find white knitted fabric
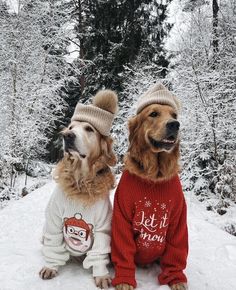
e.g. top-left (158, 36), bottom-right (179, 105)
top-left (41, 185), bottom-right (112, 277)
top-left (136, 83), bottom-right (181, 114)
top-left (71, 103), bottom-right (114, 136)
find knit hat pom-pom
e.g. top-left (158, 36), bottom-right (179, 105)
top-left (93, 89), bottom-right (118, 114)
top-left (74, 213), bottom-right (82, 220)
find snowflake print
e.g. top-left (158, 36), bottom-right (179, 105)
top-left (145, 200), bottom-right (152, 207)
top-left (160, 203), bottom-right (166, 210)
top-left (143, 242), bottom-right (150, 248)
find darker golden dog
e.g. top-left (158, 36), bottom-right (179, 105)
top-left (125, 103), bottom-right (180, 182)
top-left (111, 84), bottom-right (188, 290)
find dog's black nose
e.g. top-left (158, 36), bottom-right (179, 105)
top-left (63, 132), bottom-right (76, 152)
top-left (166, 120), bottom-right (180, 132)
top-left (63, 132), bottom-right (76, 143)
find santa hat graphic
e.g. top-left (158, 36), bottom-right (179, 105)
top-left (64, 213), bottom-right (92, 240)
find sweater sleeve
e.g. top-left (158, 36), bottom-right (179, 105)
top-left (111, 183), bottom-right (137, 288)
top-left (83, 197), bottom-right (112, 277)
top-left (42, 187), bottom-right (70, 270)
top-left (158, 189), bottom-right (188, 286)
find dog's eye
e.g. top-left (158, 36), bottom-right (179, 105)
top-left (149, 112), bottom-right (159, 118)
top-left (68, 125), bottom-right (73, 130)
top-left (85, 126), bottom-right (94, 132)
top-left (172, 113), bottom-right (177, 119)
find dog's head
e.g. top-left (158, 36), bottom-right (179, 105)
top-left (61, 89), bottom-right (118, 170)
top-left (61, 121), bottom-right (116, 168)
top-left (55, 121), bottom-right (116, 204)
top-left (125, 98), bottom-right (181, 182)
top-left (54, 90), bottom-right (118, 204)
top-left (128, 103), bottom-right (180, 154)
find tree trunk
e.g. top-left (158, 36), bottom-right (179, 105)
top-left (78, 0), bottom-right (85, 95)
top-left (10, 55), bottom-right (17, 158)
top-left (191, 61), bottom-right (218, 162)
top-left (212, 0), bottom-right (219, 67)
top-left (24, 158), bottom-right (29, 186)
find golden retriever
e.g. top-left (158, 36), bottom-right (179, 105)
top-left (125, 104), bottom-right (180, 182)
top-left (54, 122), bottom-right (116, 205)
top-left (112, 101), bottom-right (188, 290)
top-left (39, 90), bottom-right (118, 289)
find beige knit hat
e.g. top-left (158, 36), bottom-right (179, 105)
top-left (71, 90), bottom-right (118, 136)
top-left (136, 83), bottom-right (181, 114)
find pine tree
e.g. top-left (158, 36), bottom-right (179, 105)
top-left (69, 0), bottom-right (172, 96)
top-left (165, 0), bottom-right (236, 223)
top-left (0, 0), bottom-right (72, 186)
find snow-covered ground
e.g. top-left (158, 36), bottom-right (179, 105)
top-left (0, 161), bottom-right (52, 209)
top-left (0, 179), bottom-right (236, 290)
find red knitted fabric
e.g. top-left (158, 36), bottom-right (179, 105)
top-left (111, 170), bottom-right (188, 288)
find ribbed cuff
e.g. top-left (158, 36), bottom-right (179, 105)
top-left (44, 263), bottom-right (59, 271)
top-left (158, 271), bottom-right (187, 286)
top-left (169, 278), bottom-right (187, 287)
top-left (92, 264), bottom-right (109, 277)
top-left (112, 268), bottom-right (136, 288)
top-left (112, 276), bottom-right (137, 288)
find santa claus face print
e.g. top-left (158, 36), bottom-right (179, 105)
top-left (63, 213), bottom-right (94, 253)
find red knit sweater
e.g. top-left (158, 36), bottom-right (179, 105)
top-left (111, 170), bottom-right (188, 288)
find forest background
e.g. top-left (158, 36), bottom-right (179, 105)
top-left (0, 0), bottom-right (235, 235)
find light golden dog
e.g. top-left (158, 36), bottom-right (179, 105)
top-left (39, 90), bottom-right (118, 289)
top-left (55, 121), bottom-right (116, 205)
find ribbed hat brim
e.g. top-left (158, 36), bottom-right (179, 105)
top-left (71, 104), bottom-right (114, 136)
top-left (136, 85), bottom-right (181, 114)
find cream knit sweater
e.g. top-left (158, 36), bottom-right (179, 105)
top-left (42, 185), bottom-right (112, 277)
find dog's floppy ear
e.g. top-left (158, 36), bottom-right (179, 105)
top-left (101, 136), bottom-right (117, 167)
top-left (128, 115), bottom-right (141, 147)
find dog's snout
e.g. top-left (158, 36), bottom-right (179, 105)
top-left (63, 131), bottom-right (76, 142)
top-left (166, 120), bottom-right (180, 132)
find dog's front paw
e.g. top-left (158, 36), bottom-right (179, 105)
top-left (39, 266), bottom-right (57, 280)
top-left (115, 284), bottom-right (134, 290)
top-left (170, 283), bottom-right (188, 290)
top-left (94, 275), bottom-right (111, 289)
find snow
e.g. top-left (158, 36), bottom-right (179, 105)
top-left (0, 180), bottom-right (236, 290)
top-left (0, 173), bottom-right (50, 209)
top-left (5, 0), bottom-right (19, 14)
top-left (64, 40), bottom-right (80, 64)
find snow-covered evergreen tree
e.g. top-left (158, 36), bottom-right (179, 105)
top-left (0, 0), bottom-right (74, 194)
top-left (112, 61), bottom-right (165, 170)
top-left (165, 0), bottom-right (236, 227)
top-left (68, 0), bottom-right (172, 96)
